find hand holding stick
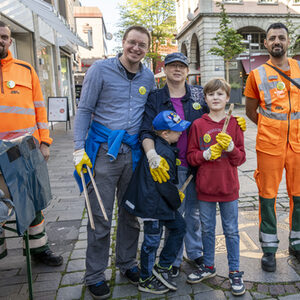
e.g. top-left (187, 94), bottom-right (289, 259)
top-left (179, 174), bottom-right (193, 193)
top-left (222, 103), bottom-right (234, 133)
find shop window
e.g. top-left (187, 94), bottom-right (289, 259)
top-left (293, 0), bottom-right (300, 4)
top-left (223, 0), bottom-right (242, 3)
top-left (258, 0), bottom-right (277, 4)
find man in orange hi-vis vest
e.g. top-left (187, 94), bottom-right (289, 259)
top-left (0, 21), bottom-right (62, 266)
top-left (245, 22), bottom-right (300, 273)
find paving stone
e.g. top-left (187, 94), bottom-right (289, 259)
top-left (279, 295), bottom-right (300, 300)
top-left (0, 284), bottom-right (22, 297)
top-left (192, 282), bottom-right (214, 294)
top-left (56, 285), bottom-right (83, 300)
top-left (250, 291), bottom-right (274, 299)
top-left (112, 284), bottom-right (138, 298)
top-left (257, 284), bottom-right (269, 294)
top-left (194, 289), bottom-right (227, 300)
top-left (139, 291), bottom-right (166, 299)
top-left (284, 284), bottom-right (298, 294)
top-left (169, 295), bottom-right (192, 300)
top-left (168, 272), bottom-right (192, 297)
top-left (32, 290), bottom-right (57, 300)
top-left (61, 271), bottom-right (85, 286)
top-left (244, 281), bottom-right (254, 290)
top-left (74, 240), bottom-right (87, 249)
top-left (220, 278), bottom-right (230, 289)
top-left (19, 278), bottom-right (60, 294)
top-left (71, 248), bottom-right (86, 259)
top-left (78, 232), bottom-right (87, 240)
top-left (115, 270), bottom-right (129, 284)
top-left (67, 258), bottom-right (86, 272)
top-left (225, 290), bottom-right (252, 299)
top-left (269, 284), bottom-right (285, 296)
top-left (0, 275), bottom-right (28, 287)
top-left (295, 282), bottom-right (300, 290)
top-left (79, 226), bottom-right (87, 233)
top-left (104, 268), bottom-right (112, 281)
top-left (36, 272), bottom-right (61, 282)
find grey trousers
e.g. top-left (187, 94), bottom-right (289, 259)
top-left (85, 146), bottom-right (140, 285)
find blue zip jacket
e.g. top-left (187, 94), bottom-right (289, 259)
top-left (74, 121), bottom-right (141, 193)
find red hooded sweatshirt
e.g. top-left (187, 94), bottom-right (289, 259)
top-left (187, 114), bottom-right (246, 202)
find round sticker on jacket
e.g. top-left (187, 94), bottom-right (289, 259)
top-left (139, 86), bottom-right (146, 95)
top-left (7, 80), bottom-right (16, 89)
top-left (277, 81), bottom-right (285, 91)
top-left (192, 102), bottom-right (201, 110)
top-left (176, 158), bottom-right (181, 166)
top-left (203, 133), bottom-right (211, 144)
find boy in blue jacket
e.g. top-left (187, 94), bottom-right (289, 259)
top-left (122, 110), bottom-right (190, 294)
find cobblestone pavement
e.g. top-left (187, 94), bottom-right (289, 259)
top-left (1, 107), bottom-right (300, 300)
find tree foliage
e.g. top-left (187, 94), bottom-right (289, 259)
top-left (208, 2), bottom-right (245, 81)
top-left (118, 0), bottom-right (176, 72)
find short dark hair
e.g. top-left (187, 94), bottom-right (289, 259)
top-left (123, 25), bottom-right (151, 48)
top-left (266, 23), bottom-right (289, 35)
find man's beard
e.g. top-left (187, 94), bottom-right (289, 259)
top-left (0, 47), bottom-right (7, 59)
top-left (269, 46), bottom-right (286, 58)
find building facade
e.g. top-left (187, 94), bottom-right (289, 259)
top-left (176, 0), bottom-right (300, 86)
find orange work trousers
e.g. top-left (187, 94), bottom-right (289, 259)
top-left (254, 144), bottom-right (300, 253)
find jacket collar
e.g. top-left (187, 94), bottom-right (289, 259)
top-left (0, 50), bottom-right (13, 66)
top-left (162, 82), bottom-right (191, 104)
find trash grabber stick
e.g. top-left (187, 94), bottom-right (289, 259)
top-left (87, 166), bottom-right (108, 221)
top-left (222, 103), bottom-right (234, 133)
top-left (179, 174), bottom-right (193, 193)
top-left (81, 170), bottom-right (95, 230)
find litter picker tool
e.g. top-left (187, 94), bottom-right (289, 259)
top-left (179, 174), bottom-right (193, 193)
top-left (87, 166), bottom-right (108, 221)
top-left (80, 170), bottom-right (95, 230)
top-left (222, 103), bottom-right (234, 133)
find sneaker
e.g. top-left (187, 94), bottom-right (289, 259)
top-left (138, 276), bottom-right (169, 294)
top-left (32, 249), bottom-right (63, 266)
top-left (153, 264), bottom-right (177, 291)
top-left (187, 265), bottom-right (216, 284)
top-left (229, 271), bottom-right (245, 296)
top-left (194, 256), bottom-right (204, 267)
top-left (124, 266), bottom-right (140, 285)
top-left (171, 266), bottom-right (180, 278)
top-left (87, 281), bottom-right (110, 300)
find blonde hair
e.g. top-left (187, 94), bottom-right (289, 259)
top-left (203, 78), bottom-right (231, 97)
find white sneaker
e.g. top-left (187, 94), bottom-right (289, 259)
top-left (229, 271), bottom-right (245, 296)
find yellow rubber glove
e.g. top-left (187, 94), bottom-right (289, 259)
top-left (235, 116), bottom-right (246, 131)
top-left (178, 190), bottom-right (185, 202)
top-left (216, 132), bottom-right (232, 150)
top-left (146, 149), bottom-right (170, 183)
top-left (73, 149), bottom-right (92, 176)
top-left (150, 157), bottom-right (170, 184)
top-left (210, 143), bottom-right (223, 160)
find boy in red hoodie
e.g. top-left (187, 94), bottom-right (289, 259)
top-left (186, 78), bottom-right (246, 296)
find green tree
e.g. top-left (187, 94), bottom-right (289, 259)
top-left (285, 1), bottom-right (300, 57)
top-left (208, 2), bottom-right (245, 81)
top-left (118, 0), bottom-right (176, 72)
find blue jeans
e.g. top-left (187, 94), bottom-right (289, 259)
top-left (172, 166), bottom-right (202, 267)
top-left (199, 200), bottom-right (240, 272)
top-left (140, 211), bottom-right (186, 280)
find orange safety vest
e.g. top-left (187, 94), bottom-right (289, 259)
top-left (0, 50), bottom-right (52, 145)
top-left (253, 58), bottom-right (300, 155)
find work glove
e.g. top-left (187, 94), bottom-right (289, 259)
top-left (73, 149), bottom-right (92, 176)
top-left (216, 132), bottom-right (234, 152)
top-left (235, 116), bottom-right (246, 131)
top-left (178, 190), bottom-right (185, 202)
top-left (203, 143), bottom-right (223, 161)
top-left (146, 149), bottom-right (170, 184)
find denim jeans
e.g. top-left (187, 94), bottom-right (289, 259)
top-left (140, 211), bottom-right (186, 280)
top-left (171, 166), bottom-right (202, 267)
top-left (199, 200), bottom-right (240, 272)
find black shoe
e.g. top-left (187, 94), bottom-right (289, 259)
top-left (153, 264), bottom-right (177, 291)
top-left (32, 249), bottom-right (63, 266)
top-left (124, 266), bottom-right (140, 285)
top-left (87, 281), bottom-right (110, 300)
top-left (261, 253), bottom-right (276, 272)
top-left (289, 246), bottom-right (300, 262)
top-left (171, 266), bottom-right (180, 278)
top-left (194, 256), bottom-right (204, 267)
top-left (138, 276), bottom-right (169, 294)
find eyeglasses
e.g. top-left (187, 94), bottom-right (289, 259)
top-left (167, 63), bottom-right (187, 70)
top-left (126, 39), bottom-right (148, 51)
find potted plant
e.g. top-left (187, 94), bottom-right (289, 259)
top-left (230, 82), bottom-right (242, 104)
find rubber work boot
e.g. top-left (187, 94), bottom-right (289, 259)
top-left (32, 249), bottom-right (63, 266)
top-left (261, 252), bottom-right (276, 272)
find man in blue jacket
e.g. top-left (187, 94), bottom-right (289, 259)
top-left (73, 25), bottom-right (155, 299)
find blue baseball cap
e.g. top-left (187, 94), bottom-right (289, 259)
top-left (164, 52), bottom-right (189, 67)
top-left (152, 110), bottom-right (191, 132)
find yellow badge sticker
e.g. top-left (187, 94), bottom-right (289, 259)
top-left (277, 81), bottom-right (285, 91)
top-left (139, 86), bottom-right (146, 95)
top-left (7, 80), bottom-right (16, 89)
top-left (176, 158), bottom-right (181, 166)
top-left (192, 102), bottom-right (201, 110)
top-left (203, 134), bottom-right (211, 144)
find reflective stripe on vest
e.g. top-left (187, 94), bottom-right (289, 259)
top-left (28, 219), bottom-right (45, 236)
top-left (0, 127), bottom-right (37, 139)
top-left (37, 122), bottom-right (49, 130)
top-left (290, 230), bottom-right (300, 239)
top-left (24, 235), bottom-right (48, 249)
top-left (0, 105), bottom-right (35, 115)
top-left (258, 106), bottom-right (287, 120)
top-left (261, 242), bottom-right (279, 248)
top-left (291, 240), bottom-right (300, 246)
top-left (33, 101), bottom-right (45, 108)
top-left (260, 232), bottom-right (278, 243)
